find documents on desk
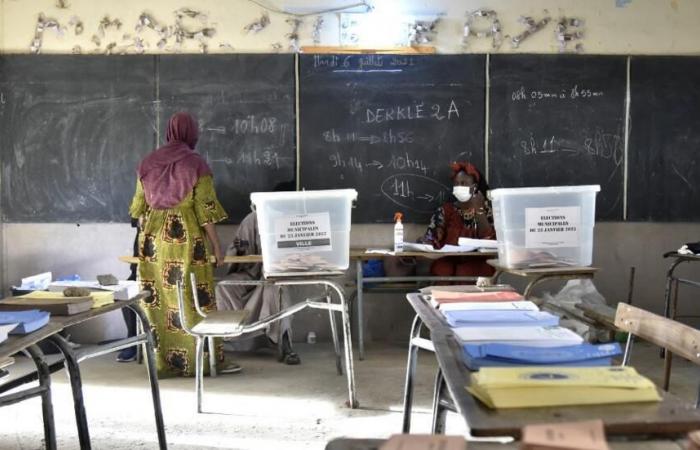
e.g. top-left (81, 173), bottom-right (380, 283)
top-left (438, 300), bottom-right (539, 312)
top-left (429, 290), bottom-right (524, 306)
top-left (467, 366), bottom-right (660, 409)
top-left (48, 280), bottom-right (139, 300)
top-left (454, 325), bottom-right (584, 347)
top-left (0, 310), bottom-right (50, 335)
top-left (462, 342), bottom-right (622, 370)
top-left (521, 419), bottom-right (610, 450)
top-left (443, 310), bottom-right (560, 328)
top-left (380, 434), bottom-right (466, 450)
top-left (0, 324), bottom-right (16, 343)
top-left (2, 291), bottom-right (94, 315)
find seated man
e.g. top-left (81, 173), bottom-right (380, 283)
top-left (215, 182), bottom-right (300, 365)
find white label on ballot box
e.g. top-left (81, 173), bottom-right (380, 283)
top-left (275, 213), bottom-right (332, 251)
top-left (525, 206), bottom-right (581, 248)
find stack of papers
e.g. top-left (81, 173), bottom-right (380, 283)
top-left (467, 366), bottom-right (661, 409)
top-left (402, 242), bottom-right (485, 253)
top-left (430, 290), bottom-right (524, 307)
top-left (1, 291), bottom-right (94, 315)
top-left (462, 342), bottom-right (622, 370)
top-left (0, 310), bottom-right (51, 335)
top-left (444, 310), bottom-right (559, 328)
top-left (454, 325), bottom-right (584, 347)
top-left (457, 238), bottom-right (500, 250)
top-left (439, 300), bottom-right (539, 312)
top-left (48, 280), bottom-right (138, 301)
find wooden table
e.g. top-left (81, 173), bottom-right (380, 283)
top-left (487, 259), bottom-right (599, 301)
top-left (325, 438), bottom-right (686, 450)
top-left (403, 292), bottom-right (700, 439)
top-left (47, 294), bottom-right (167, 450)
top-left (0, 322), bottom-right (64, 450)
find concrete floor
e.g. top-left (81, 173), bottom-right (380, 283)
top-left (0, 341), bottom-right (697, 450)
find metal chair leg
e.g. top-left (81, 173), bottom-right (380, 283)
top-left (330, 281), bottom-right (358, 408)
top-left (325, 286), bottom-right (343, 375)
top-left (431, 369), bottom-right (447, 434)
top-left (207, 336), bottom-right (217, 378)
top-left (195, 336), bottom-right (204, 414)
top-left (402, 315), bottom-right (423, 433)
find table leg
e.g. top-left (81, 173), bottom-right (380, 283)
top-left (431, 369), bottom-right (447, 434)
top-left (325, 286), bottom-right (343, 376)
top-left (48, 334), bottom-right (91, 450)
top-left (356, 259), bottom-right (365, 361)
top-left (661, 259), bottom-right (683, 359)
top-left (26, 345), bottom-right (57, 450)
top-left (523, 275), bottom-right (546, 300)
top-left (129, 304), bottom-right (168, 450)
top-left (401, 315), bottom-right (423, 433)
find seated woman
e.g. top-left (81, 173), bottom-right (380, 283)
top-left (215, 181), bottom-right (300, 365)
top-left (422, 161), bottom-right (496, 278)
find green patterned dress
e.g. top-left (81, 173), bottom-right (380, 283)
top-left (129, 175), bottom-right (227, 378)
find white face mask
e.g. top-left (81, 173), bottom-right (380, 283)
top-left (453, 186), bottom-right (472, 202)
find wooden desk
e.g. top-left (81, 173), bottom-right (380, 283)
top-left (46, 294), bottom-right (167, 450)
top-left (0, 322), bottom-right (64, 450)
top-left (487, 259), bottom-right (599, 301)
top-left (404, 292), bottom-right (700, 438)
top-left (325, 438), bottom-right (686, 450)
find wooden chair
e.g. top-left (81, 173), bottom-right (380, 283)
top-left (614, 303), bottom-right (700, 407)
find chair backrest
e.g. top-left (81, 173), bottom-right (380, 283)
top-left (614, 303), bottom-right (700, 366)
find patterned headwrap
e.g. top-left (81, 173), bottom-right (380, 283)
top-left (449, 161), bottom-right (481, 182)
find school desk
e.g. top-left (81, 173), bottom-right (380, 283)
top-left (402, 292), bottom-right (700, 439)
top-left (0, 322), bottom-right (63, 450)
top-left (47, 293), bottom-right (167, 450)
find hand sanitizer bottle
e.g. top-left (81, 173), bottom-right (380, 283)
top-left (394, 212), bottom-right (404, 253)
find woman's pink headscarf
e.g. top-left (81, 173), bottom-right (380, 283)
top-left (137, 112), bottom-right (212, 209)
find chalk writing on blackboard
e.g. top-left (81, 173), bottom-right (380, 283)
top-left (312, 54), bottom-right (417, 70)
top-left (511, 85), bottom-right (604, 102)
top-left (328, 151), bottom-right (429, 175)
top-left (518, 128), bottom-right (623, 167)
top-left (380, 173), bottom-right (450, 213)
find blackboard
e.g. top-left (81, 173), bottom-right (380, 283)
top-left (488, 55), bottom-right (627, 220)
top-left (158, 55), bottom-right (296, 223)
top-left (298, 54), bottom-right (486, 223)
top-left (0, 55), bottom-right (156, 222)
top-left (628, 57), bottom-right (700, 221)
top-left (0, 54), bottom-right (295, 223)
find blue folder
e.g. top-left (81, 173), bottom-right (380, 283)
top-left (462, 342), bottom-right (623, 370)
top-left (443, 309), bottom-right (559, 328)
top-left (0, 310), bottom-right (50, 335)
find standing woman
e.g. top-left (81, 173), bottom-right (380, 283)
top-left (422, 161), bottom-right (496, 277)
top-left (130, 112), bottom-right (228, 378)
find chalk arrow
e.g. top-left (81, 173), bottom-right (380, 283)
top-left (366, 161), bottom-right (384, 169)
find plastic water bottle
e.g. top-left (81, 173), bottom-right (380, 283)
top-left (394, 212), bottom-right (404, 253)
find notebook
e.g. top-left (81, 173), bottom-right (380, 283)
top-left (444, 310), bottom-right (559, 328)
top-left (462, 342), bottom-right (622, 370)
top-left (521, 420), bottom-right (610, 450)
top-left (0, 310), bottom-right (51, 334)
top-left (454, 325), bottom-right (584, 347)
top-left (467, 366), bottom-right (661, 409)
